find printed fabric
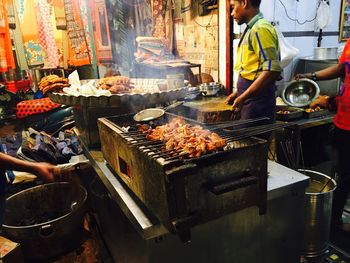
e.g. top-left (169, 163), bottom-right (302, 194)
top-left (16, 97), bottom-right (60, 119)
top-left (63, 0), bottom-right (91, 66)
top-left (35, 0), bottom-right (60, 68)
top-left (235, 13), bottom-right (281, 81)
top-left (14, 0), bottom-right (44, 66)
top-left (335, 39), bottom-right (350, 131)
top-left (0, 0), bottom-right (15, 71)
top-left (152, 0), bottom-right (174, 51)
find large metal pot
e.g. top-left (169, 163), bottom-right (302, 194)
top-left (298, 169), bottom-right (337, 257)
top-left (313, 47), bottom-right (338, 60)
top-left (2, 182), bottom-right (88, 262)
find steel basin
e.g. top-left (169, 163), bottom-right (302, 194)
top-left (298, 169), bottom-right (337, 257)
top-left (2, 182), bottom-right (88, 262)
top-left (282, 79), bottom-right (320, 107)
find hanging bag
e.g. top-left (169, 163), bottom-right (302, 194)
top-left (275, 25), bottom-right (299, 68)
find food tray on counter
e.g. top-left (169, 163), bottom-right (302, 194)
top-left (276, 106), bottom-right (304, 121)
top-left (48, 86), bottom-right (196, 107)
top-left (303, 108), bottom-right (329, 118)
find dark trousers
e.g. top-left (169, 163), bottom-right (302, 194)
top-left (332, 126), bottom-right (350, 224)
top-left (237, 76), bottom-right (276, 125)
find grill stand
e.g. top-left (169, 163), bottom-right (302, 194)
top-left (98, 114), bottom-right (269, 239)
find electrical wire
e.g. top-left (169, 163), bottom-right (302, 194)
top-left (193, 13), bottom-right (214, 28)
top-left (278, 0), bottom-right (319, 25)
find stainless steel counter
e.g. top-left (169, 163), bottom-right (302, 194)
top-left (289, 113), bottom-right (334, 129)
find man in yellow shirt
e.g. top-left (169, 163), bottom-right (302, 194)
top-left (226, 0), bottom-right (282, 123)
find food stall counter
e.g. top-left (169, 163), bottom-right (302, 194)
top-left (82, 137), bottom-right (309, 263)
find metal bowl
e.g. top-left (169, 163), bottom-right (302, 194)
top-left (281, 79), bottom-right (320, 107)
top-left (198, 82), bottom-right (222, 96)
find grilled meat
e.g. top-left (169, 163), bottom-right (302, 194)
top-left (138, 117), bottom-right (226, 158)
top-left (97, 76), bottom-right (133, 94)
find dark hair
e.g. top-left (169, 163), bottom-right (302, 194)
top-left (250, 0), bottom-right (261, 7)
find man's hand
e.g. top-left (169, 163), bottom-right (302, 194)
top-left (32, 163), bottom-right (58, 183)
top-left (232, 96), bottom-right (244, 112)
top-left (310, 95), bottom-right (329, 109)
top-left (294, 73), bottom-right (308, 81)
top-left (225, 91), bottom-right (238, 105)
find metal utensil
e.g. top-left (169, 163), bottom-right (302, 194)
top-left (133, 101), bottom-right (184, 122)
top-left (198, 82), bottom-right (223, 97)
top-left (281, 79), bottom-right (320, 107)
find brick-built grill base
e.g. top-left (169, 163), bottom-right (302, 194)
top-left (98, 113), bottom-right (269, 240)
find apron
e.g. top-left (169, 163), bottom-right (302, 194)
top-left (237, 76), bottom-right (276, 124)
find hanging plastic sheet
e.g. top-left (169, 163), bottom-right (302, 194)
top-left (275, 25), bottom-right (299, 69)
top-left (317, 0), bottom-right (331, 30)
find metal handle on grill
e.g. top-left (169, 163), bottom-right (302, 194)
top-left (207, 175), bottom-right (258, 195)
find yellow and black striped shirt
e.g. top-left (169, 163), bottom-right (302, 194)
top-left (235, 13), bottom-right (282, 81)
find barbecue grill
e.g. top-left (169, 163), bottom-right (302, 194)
top-left (98, 113), bottom-right (292, 240)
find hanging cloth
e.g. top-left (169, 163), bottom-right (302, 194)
top-left (79, 0), bottom-right (97, 66)
top-left (6, 0), bottom-right (28, 70)
top-left (152, 0), bottom-right (167, 40)
top-left (164, 0), bottom-right (174, 52)
top-left (63, 0), bottom-right (91, 66)
top-left (0, 0), bottom-right (15, 72)
top-left (132, 0), bottom-right (152, 37)
top-left (53, 0), bottom-right (66, 30)
top-left (152, 0), bottom-right (174, 52)
top-left (52, 0), bottom-right (68, 68)
top-left (14, 0), bottom-right (44, 66)
top-left (34, 0), bottom-right (60, 68)
top-left (89, 0), bottom-right (112, 64)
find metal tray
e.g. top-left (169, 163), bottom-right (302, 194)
top-left (303, 109), bottom-right (329, 118)
top-left (48, 86), bottom-right (194, 107)
top-left (276, 106), bottom-right (304, 121)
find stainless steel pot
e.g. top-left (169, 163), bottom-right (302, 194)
top-left (2, 182), bottom-right (88, 261)
top-left (313, 47), bottom-right (338, 60)
top-left (298, 169), bottom-right (337, 257)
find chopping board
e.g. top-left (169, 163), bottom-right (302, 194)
top-left (182, 98), bottom-right (239, 123)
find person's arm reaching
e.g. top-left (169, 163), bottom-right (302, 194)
top-left (0, 153), bottom-right (57, 182)
top-left (295, 63), bottom-right (345, 81)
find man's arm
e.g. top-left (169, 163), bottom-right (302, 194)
top-left (296, 63), bottom-right (345, 81)
top-left (0, 153), bottom-right (56, 182)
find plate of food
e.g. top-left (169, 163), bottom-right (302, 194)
top-left (304, 106), bottom-right (329, 118)
top-left (276, 106), bottom-right (304, 121)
